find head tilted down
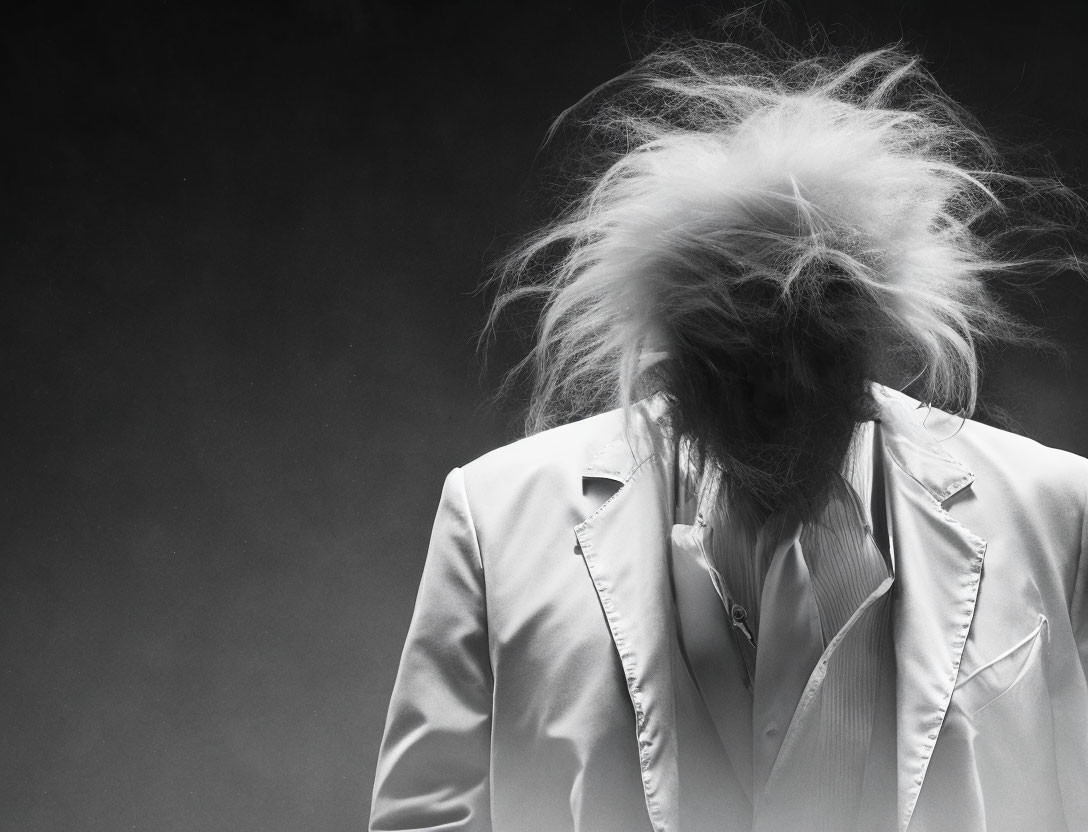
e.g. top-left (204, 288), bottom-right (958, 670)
top-left (488, 39), bottom-right (1079, 517)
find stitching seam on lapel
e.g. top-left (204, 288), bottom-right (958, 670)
top-left (575, 457), bottom-right (669, 832)
top-left (883, 442), bottom-right (974, 504)
top-left (887, 449), bottom-right (987, 831)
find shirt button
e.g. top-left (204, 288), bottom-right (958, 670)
top-left (764, 724), bottom-right (778, 738)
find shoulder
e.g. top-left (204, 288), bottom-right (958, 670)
top-left (879, 385), bottom-right (1088, 501)
top-left (455, 396), bottom-right (669, 528)
top-left (898, 396), bottom-right (1088, 552)
top-left (941, 409), bottom-right (1088, 503)
top-left (462, 408), bottom-right (625, 483)
top-left (456, 407), bottom-right (628, 521)
top-left (878, 388), bottom-right (1088, 607)
top-left (459, 394), bottom-right (672, 480)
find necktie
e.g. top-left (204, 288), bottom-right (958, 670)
top-left (751, 516), bottom-right (823, 796)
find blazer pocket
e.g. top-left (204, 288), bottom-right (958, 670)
top-left (952, 615), bottom-right (1048, 718)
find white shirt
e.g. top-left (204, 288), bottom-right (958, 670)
top-left (670, 420), bottom-right (898, 829)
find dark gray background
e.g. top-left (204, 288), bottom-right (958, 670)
top-left (4, 1), bottom-right (1087, 829)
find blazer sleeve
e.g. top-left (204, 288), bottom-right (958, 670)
top-left (370, 468), bottom-right (493, 831)
top-left (1073, 459), bottom-right (1088, 689)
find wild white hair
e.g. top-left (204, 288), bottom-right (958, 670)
top-left (486, 39), bottom-right (1079, 439)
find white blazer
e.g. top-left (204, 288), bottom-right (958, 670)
top-left (371, 385), bottom-right (1088, 831)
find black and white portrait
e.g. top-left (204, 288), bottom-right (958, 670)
top-left (5, 3), bottom-right (1088, 831)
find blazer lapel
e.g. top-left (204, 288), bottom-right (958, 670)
top-left (573, 388), bottom-right (987, 832)
top-left (575, 397), bottom-right (682, 832)
top-left (876, 388), bottom-right (988, 832)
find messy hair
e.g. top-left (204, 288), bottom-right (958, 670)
top-left (485, 37), bottom-right (1080, 441)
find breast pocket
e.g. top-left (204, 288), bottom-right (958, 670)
top-left (952, 615), bottom-right (1048, 718)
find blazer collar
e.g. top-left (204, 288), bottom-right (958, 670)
top-left (581, 393), bottom-right (671, 485)
top-left (581, 386), bottom-right (977, 499)
top-left (575, 385), bottom-right (987, 832)
top-left (874, 385), bottom-right (976, 502)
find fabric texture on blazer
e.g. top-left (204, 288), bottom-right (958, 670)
top-left (371, 386), bottom-right (1088, 832)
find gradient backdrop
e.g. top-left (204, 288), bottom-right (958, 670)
top-left (4, 1), bottom-right (1088, 829)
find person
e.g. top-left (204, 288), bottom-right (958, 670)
top-left (369, 37), bottom-right (1088, 832)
